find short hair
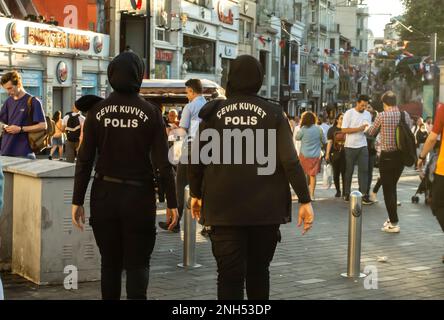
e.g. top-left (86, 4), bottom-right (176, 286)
top-left (357, 95), bottom-right (369, 103)
top-left (381, 91), bottom-right (397, 106)
top-left (185, 79), bottom-right (203, 94)
top-left (300, 111), bottom-right (317, 128)
top-left (1, 71), bottom-right (22, 86)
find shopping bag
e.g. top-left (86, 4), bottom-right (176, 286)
top-left (323, 163), bottom-right (333, 189)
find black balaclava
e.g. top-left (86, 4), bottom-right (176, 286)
top-left (225, 55), bottom-right (264, 97)
top-left (107, 51), bottom-right (145, 94)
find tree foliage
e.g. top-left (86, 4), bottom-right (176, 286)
top-left (400, 0), bottom-right (444, 59)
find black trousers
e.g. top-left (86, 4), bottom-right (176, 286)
top-left (379, 151), bottom-right (404, 224)
top-left (367, 153), bottom-right (376, 195)
top-left (432, 174), bottom-right (444, 231)
top-left (90, 179), bottom-right (157, 300)
top-left (176, 142), bottom-right (193, 225)
top-left (331, 151), bottom-right (346, 194)
top-left (209, 225), bottom-right (280, 300)
top-left (176, 161), bottom-right (188, 225)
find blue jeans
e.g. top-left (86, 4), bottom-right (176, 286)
top-left (344, 147), bottom-right (369, 197)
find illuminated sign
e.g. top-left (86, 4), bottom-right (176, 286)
top-left (56, 61), bottom-right (68, 83)
top-left (27, 27), bottom-right (90, 51)
top-left (155, 49), bottom-right (173, 62)
top-left (7, 22), bottom-right (21, 44)
top-left (217, 1), bottom-right (234, 25)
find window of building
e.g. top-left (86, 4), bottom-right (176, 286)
top-left (300, 53), bottom-right (307, 78)
top-left (183, 36), bottom-right (215, 73)
top-left (239, 19), bottom-right (245, 43)
top-left (294, 2), bottom-right (302, 22)
top-left (185, 0), bottom-right (209, 7)
top-left (330, 38), bottom-right (335, 53)
top-left (155, 0), bottom-right (171, 42)
top-left (260, 50), bottom-right (267, 77)
top-left (245, 20), bottom-right (252, 42)
top-left (156, 28), bottom-right (168, 42)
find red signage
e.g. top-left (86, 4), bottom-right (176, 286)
top-left (217, 1), bottom-right (234, 25)
top-left (155, 49), bottom-right (174, 62)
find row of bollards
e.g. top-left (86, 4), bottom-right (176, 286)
top-left (175, 186), bottom-right (364, 277)
top-left (177, 185), bottom-right (202, 269)
top-left (341, 191), bottom-right (366, 278)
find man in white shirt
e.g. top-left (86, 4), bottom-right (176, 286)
top-left (341, 95), bottom-right (373, 204)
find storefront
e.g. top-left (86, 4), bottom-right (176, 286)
top-left (154, 49), bottom-right (174, 79)
top-left (179, 0), bottom-right (239, 85)
top-left (0, 17), bottom-right (110, 116)
top-left (181, 18), bottom-right (218, 81)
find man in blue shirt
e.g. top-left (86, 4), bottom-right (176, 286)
top-left (0, 71), bottom-right (46, 159)
top-left (159, 79), bottom-right (207, 233)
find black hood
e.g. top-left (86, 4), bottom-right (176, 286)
top-left (225, 55), bottom-right (264, 97)
top-left (107, 51), bottom-right (145, 94)
top-left (75, 95), bottom-right (104, 112)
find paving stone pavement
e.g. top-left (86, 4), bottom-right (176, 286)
top-left (2, 171), bottom-right (444, 300)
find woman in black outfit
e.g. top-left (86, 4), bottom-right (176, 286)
top-left (325, 113), bottom-right (346, 197)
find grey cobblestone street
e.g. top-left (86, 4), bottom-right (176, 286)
top-left (2, 170), bottom-right (444, 300)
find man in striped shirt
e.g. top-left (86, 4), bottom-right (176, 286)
top-left (367, 91), bottom-right (412, 233)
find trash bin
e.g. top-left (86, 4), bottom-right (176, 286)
top-left (7, 159), bottom-right (99, 285)
top-left (0, 156), bottom-right (33, 271)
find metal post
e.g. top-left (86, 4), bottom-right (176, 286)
top-left (178, 185), bottom-right (202, 269)
top-left (341, 191), bottom-right (366, 278)
top-left (431, 32), bottom-right (438, 63)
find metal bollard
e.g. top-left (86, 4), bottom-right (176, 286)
top-left (341, 191), bottom-right (366, 278)
top-left (178, 185), bottom-right (202, 269)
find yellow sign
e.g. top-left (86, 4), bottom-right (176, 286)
top-left (27, 27), bottom-right (90, 51)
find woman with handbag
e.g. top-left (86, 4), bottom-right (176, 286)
top-left (295, 111), bottom-right (326, 200)
top-left (325, 113), bottom-right (346, 198)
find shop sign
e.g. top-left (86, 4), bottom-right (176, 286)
top-left (217, 1), bottom-right (234, 25)
top-left (94, 35), bottom-right (103, 53)
top-left (155, 49), bottom-right (173, 62)
top-left (56, 61), bottom-right (68, 83)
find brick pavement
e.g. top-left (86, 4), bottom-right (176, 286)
top-left (2, 171), bottom-right (444, 300)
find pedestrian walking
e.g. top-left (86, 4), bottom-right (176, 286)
top-left (367, 91), bottom-right (412, 233)
top-left (71, 51), bottom-right (178, 300)
top-left (418, 102), bottom-right (444, 262)
top-left (188, 55), bottom-right (314, 300)
top-left (295, 111), bottom-right (326, 200)
top-left (158, 79), bottom-right (207, 234)
top-left (48, 111), bottom-right (64, 160)
top-left (325, 113), bottom-right (346, 197)
top-left (62, 105), bottom-right (85, 162)
top-left (341, 95), bottom-right (374, 204)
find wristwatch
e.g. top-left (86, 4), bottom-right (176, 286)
top-left (19, 126), bottom-right (24, 133)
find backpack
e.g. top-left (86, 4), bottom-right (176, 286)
top-left (395, 111), bottom-right (417, 167)
top-left (65, 113), bottom-right (81, 142)
top-left (26, 96), bottom-right (52, 153)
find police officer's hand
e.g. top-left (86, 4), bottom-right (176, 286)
top-left (166, 208), bottom-right (179, 231)
top-left (191, 197), bottom-right (202, 220)
top-left (72, 205), bottom-right (85, 231)
top-left (297, 203), bottom-right (314, 235)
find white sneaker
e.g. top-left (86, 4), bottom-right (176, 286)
top-left (381, 222), bottom-right (400, 233)
top-left (370, 192), bottom-right (378, 203)
top-left (383, 219), bottom-right (391, 227)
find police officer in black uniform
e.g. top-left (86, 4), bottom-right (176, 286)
top-left (189, 55), bottom-right (314, 300)
top-left (71, 51), bottom-right (178, 300)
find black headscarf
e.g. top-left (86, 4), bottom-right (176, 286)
top-left (107, 51), bottom-right (145, 94)
top-left (225, 55), bottom-right (264, 97)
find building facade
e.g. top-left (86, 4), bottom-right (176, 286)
top-left (0, 16), bottom-right (110, 116)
